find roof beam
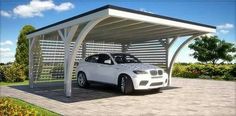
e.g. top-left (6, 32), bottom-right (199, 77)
top-left (87, 23), bottom-right (155, 37)
top-left (89, 25), bottom-right (172, 39)
top-left (91, 28), bottom-right (191, 42)
top-left (89, 26), bottom-right (178, 39)
top-left (105, 31), bottom-right (203, 44)
top-left (94, 18), bottom-right (127, 28)
top-left (89, 21), bottom-right (143, 35)
top-left (135, 32), bottom-right (203, 44)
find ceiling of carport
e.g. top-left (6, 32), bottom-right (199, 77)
top-left (83, 17), bottom-right (205, 43)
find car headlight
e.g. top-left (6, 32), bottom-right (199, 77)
top-left (133, 70), bottom-right (148, 74)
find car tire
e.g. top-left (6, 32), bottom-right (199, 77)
top-left (77, 72), bottom-right (89, 88)
top-left (119, 75), bottom-right (134, 94)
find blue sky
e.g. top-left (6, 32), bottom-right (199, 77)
top-left (0, 0), bottom-right (235, 63)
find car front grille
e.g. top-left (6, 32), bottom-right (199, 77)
top-left (150, 82), bottom-right (163, 86)
top-left (158, 70), bottom-right (163, 75)
top-left (150, 70), bottom-right (163, 76)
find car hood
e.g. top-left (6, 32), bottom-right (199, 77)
top-left (117, 63), bottom-right (160, 70)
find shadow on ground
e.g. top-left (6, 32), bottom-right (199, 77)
top-left (9, 81), bottom-right (181, 103)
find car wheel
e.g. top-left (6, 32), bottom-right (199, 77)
top-left (120, 75), bottom-right (134, 94)
top-left (77, 72), bottom-right (89, 88)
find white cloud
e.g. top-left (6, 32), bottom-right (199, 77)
top-left (0, 48), bottom-right (14, 58)
top-left (54, 2), bottom-right (74, 12)
top-left (12, 0), bottom-right (74, 18)
top-left (0, 40), bottom-right (13, 46)
top-left (0, 48), bottom-right (15, 63)
top-left (217, 23), bottom-right (234, 34)
top-left (0, 48), bottom-right (11, 52)
top-left (217, 23), bottom-right (234, 29)
top-left (0, 10), bottom-right (12, 17)
top-left (139, 8), bottom-right (153, 14)
top-left (219, 29), bottom-right (229, 34)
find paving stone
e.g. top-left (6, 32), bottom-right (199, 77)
top-left (0, 78), bottom-right (235, 116)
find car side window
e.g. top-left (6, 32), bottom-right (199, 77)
top-left (97, 54), bottom-right (114, 65)
top-left (85, 55), bottom-right (99, 63)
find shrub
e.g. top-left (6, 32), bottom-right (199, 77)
top-left (172, 63), bottom-right (235, 81)
top-left (1, 63), bottom-right (26, 82)
top-left (182, 71), bottom-right (199, 78)
top-left (0, 97), bottom-right (37, 115)
top-left (187, 64), bottom-right (205, 75)
top-left (172, 64), bottom-right (187, 77)
top-left (212, 65), bottom-right (231, 76)
top-left (229, 64), bottom-right (236, 77)
top-left (222, 73), bottom-right (236, 81)
top-left (0, 66), bottom-right (5, 82)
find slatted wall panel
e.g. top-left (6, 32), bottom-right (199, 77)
top-left (33, 39), bottom-right (122, 81)
top-left (85, 42), bottom-right (122, 56)
top-left (128, 39), bottom-right (167, 70)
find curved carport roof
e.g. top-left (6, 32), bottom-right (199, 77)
top-left (27, 5), bottom-right (216, 97)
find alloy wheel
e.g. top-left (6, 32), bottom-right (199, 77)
top-left (78, 73), bottom-right (85, 86)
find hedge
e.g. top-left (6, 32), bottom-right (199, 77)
top-left (172, 63), bottom-right (236, 81)
top-left (0, 63), bottom-right (26, 82)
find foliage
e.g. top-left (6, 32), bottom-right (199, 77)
top-left (188, 36), bottom-right (236, 64)
top-left (0, 66), bottom-right (5, 81)
top-left (0, 97), bottom-right (59, 116)
top-left (15, 25), bottom-right (35, 77)
top-left (229, 64), bottom-right (236, 77)
top-left (172, 63), bottom-right (236, 81)
top-left (0, 63), bottom-right (26, 82)
top-left (171, 63), bottom-right (188, 77)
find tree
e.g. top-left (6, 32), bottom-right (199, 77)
top-left (188, 35), bottom-right (236, 65)
top-left (15, 25), bottom-right (35, 76)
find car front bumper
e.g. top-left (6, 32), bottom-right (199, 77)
top-left (131, 73), bottom-right (168, 90)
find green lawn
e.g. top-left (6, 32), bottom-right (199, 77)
top-left (0, 80), bottom-right (29, 86)
top-left (0, 79), bottom-right (66, 86)
top-left (0, 97), bottom-right (60, 116)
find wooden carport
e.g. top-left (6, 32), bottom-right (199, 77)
top-left (27, 5), bottom-right (216, 97)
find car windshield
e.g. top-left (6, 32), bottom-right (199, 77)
top-left (111, 53), bottom-right (141, 64)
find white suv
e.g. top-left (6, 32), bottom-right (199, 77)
top-left (76, 53), bottom-right (168, 94)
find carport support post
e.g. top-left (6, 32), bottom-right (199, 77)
top-left (29, 38), bottom-right (34, 88)
top-left (64, 18), bottom-right (106, 97)
top-left (64, 40), bottom-right (71, 97)
top-left (167, 34), bottom-right (202, 86)
top-left (166, 38), bottom-right (171, 86)
top-left (58, 25), bottom-right (79, 97)
top-left (165, 37), bottom-right (177, 86)
top-left (82, 43), bottom-right (87, 58)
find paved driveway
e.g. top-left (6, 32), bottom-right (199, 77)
top-left (0, 78), bottom-right (235, 116)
